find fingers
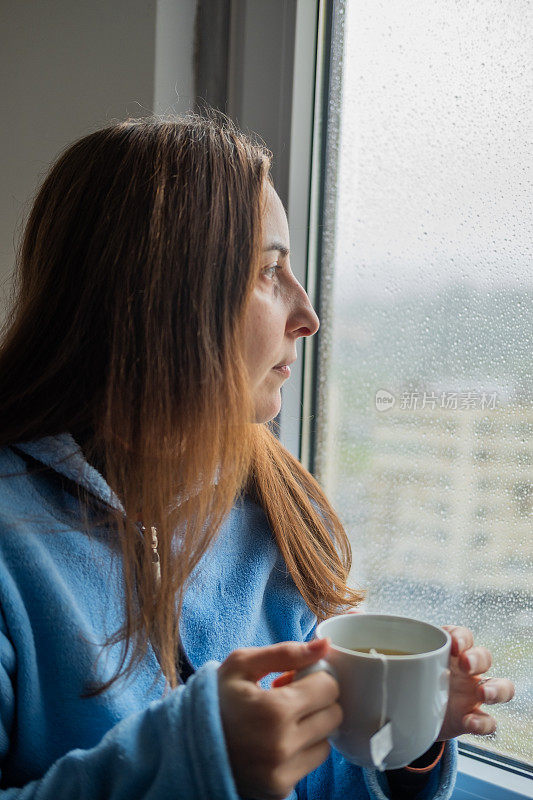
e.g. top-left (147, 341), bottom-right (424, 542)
top-left (459, 646), bottom-right (492, 675)
top-left (442, 625), bottom-right (475, 656)
top-left (463, 711), bottom-right (497, 735)
top-left (221, 639), bottom-right (330, 682)
top-left (218, 640), bottom-right (341, 800)
top-left (284, 739), bottom-right (332, 786)
top-left (282, 671), bottom-right (340, 720)
top-left (296, 702), bottom-right (343, 747)
top-left (478, 677), bottom-right (516, 705)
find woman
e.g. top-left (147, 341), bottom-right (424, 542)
top-left (0, 113), bottom-right (514, 799)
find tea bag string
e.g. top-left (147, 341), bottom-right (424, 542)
top-left (368, 647), bottom-right (393, 771)
top-left (370, 648), bottom-right (388, 729)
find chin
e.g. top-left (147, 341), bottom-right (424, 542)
top-left (253, 392), bottom-right (282, 424)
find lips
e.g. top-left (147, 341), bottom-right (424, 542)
top-left (273, 358), bottom-right (296, 369)
top-left (272, 358), bottom-right (295, 379)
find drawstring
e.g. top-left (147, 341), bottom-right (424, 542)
top-left (137, 523), bottom-right (161, 589)
top-left (136, 521), bottom-right (194, 684)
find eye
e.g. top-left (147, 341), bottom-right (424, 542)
top-left (262, 262), bottom-right (282, 281)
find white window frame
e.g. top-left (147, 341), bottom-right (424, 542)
top-left (225, 1), bottom-right (532, 795)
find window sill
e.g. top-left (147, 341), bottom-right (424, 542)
top-left (454, 751), bottom-right (532, 799)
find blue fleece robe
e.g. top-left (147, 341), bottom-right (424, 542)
top-left (0, 434), bottom-right (457, 798)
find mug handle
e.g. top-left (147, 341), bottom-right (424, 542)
top-left (293, 657), bottom-right (337, 683)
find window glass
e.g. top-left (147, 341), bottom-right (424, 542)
top-left (315, 0), bottom-right (532, 763)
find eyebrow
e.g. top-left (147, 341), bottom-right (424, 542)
top-left (262, 241), bottom-right (290, 257)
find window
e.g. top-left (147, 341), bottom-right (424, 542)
top-left (230, 0), bottom-right (532, 793)
top-left (307, 0), bottom-right (531, 776)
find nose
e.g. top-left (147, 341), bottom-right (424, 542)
top-left (287, 279), bottom-right (320, 339)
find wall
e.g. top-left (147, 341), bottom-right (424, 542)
top-left (227, 0), bottom-right (296, 207)
top-left (0, 0), bottom-right (196, 318)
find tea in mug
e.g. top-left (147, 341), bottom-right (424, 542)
top-left (350, 647), bottom-right (416, 656)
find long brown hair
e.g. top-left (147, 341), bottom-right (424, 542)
top-left (0, 112), bottom-right (363, 692)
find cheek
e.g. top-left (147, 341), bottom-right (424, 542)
top-left (244, 297), bottom-right (285, 380)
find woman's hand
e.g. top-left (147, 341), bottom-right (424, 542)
top-left (218, 639), bottom-right (341, 800)
top-left (436, 625), bottom-right (515, 741)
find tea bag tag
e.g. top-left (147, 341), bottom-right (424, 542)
top-left (368, 647), bottom-right (393, 771)
top-left (369, 720), bottom-right (393, 771)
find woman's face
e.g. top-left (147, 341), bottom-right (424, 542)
top-left (243, 183), bottom-right (320, 423)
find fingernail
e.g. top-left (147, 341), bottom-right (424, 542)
top-left (456, 637), bottom-right (466, 652)
top-left (467, 716), bottom-right (482, 732)
top-left (484, 686), bottom-right (497, 701)
top-left (307, 638), bottom-right (323, 651)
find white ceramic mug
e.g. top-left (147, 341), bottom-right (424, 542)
top-left (297, 613), bottom-right (451, 770)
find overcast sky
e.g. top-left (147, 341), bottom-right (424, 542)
top-left (334, 0), bottom-right (532, 299)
